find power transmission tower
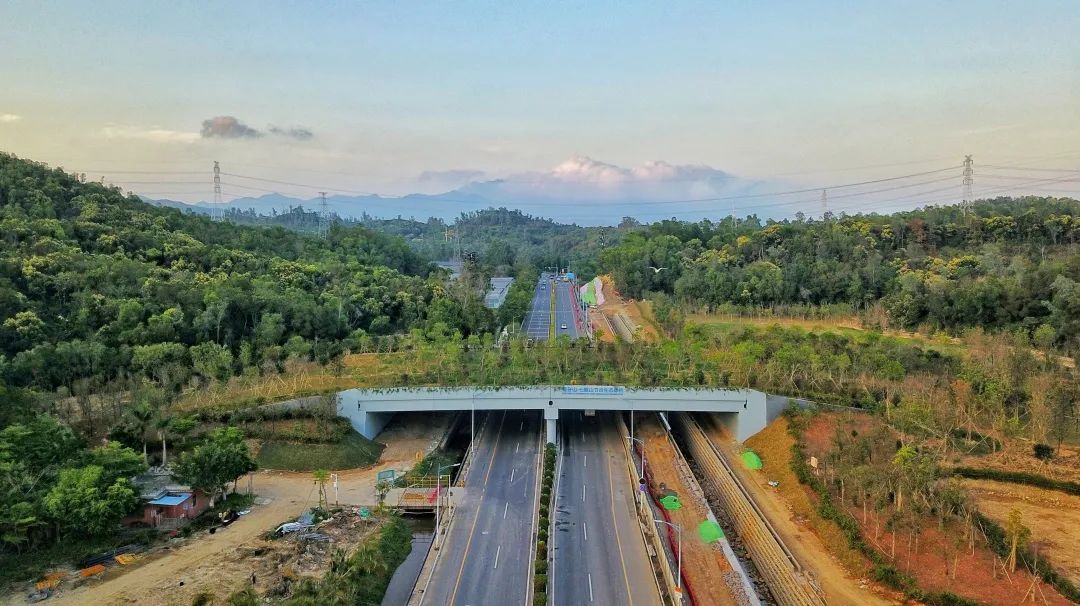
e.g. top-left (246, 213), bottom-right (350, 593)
top-left (961, 155), bottom-right (974, 213)
top-left (317, 191), bottom-right (328, 237)
top-left (212, 160), bottom-right (223, 221)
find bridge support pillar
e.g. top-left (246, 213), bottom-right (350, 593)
top-left (543, 405), bottom-right (559, 444)
top-left (334, 395), bottom-right (395, 436)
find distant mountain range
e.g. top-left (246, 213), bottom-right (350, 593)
top-left (144, 156), bottom-right (786, 225)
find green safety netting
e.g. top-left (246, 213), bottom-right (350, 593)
top-left (659, 494), bottom-right (682, 510)
top-left (741, 450), bottom-right (763, 470)
top-left (697, 520), bottom-right (724, 543)
top-left (581, 281), bottom-right (597, 305)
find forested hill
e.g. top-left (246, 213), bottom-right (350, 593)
top-left (360, 208), bottom-right (615, 277)
top-left (600, 198), bottom-right (1080, 349)
top-left (0, 153), bottom-right (493, 394)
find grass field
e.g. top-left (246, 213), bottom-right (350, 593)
top-left (255, 430), bottom-right (385, 471)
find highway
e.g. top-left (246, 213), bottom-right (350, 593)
top-left (553, 277), bottom-right (581, 339)
top-left (423, 410), bottom-right (541, 606)
top-left (552, 412), bottom-right (663, 606)
top-left (522, 272), bottom-right (553, 340)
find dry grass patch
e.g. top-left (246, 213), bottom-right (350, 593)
top-left (745, 417), bottom-right (866, 573)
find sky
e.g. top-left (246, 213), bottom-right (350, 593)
top-left (1, 1), bottom-right (1078, 217)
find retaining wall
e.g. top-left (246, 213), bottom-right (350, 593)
top-left (671, 413), bottom-right (825, 606)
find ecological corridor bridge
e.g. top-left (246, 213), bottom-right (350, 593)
top-left (336, 386), bottom-right (768, 443)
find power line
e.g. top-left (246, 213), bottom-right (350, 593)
top-left (221, 172), bottom-right (378, 196)
top-left (979, 165), bottom-right (1080, 173)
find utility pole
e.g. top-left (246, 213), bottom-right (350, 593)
top-left (821, 189), bottom-right (829, 222)
top-left (318, 191), bottom-right (328, 238)
top-left (730, 200), bottom-right (737, 233)
top-left (961, 155), bottom-right (974, 214)
top-left (212, 161), bottom-right (223, 221)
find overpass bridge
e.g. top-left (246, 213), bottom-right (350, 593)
top-left (336, 385), bottom-right (768, 442)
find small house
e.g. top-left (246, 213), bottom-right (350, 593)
top-left (126, 468), bottom-right (210, 529)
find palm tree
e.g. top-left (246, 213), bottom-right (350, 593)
top-left (156, 415), bottom-right (172, 466)
top-left (130, 402), bottom-right (155, 464)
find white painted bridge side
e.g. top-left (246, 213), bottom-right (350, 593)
top-left (336, 386), bottom-right (768, 442)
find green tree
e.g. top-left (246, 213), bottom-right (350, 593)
top-left (174, 427), bottom-right (257, 506)
top-left (43, 465), bottom-right (139, 537)
top-left (190, 341), bottom-right (235, 383)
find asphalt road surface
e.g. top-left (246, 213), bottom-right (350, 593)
top-left (552, 412), bottom-right (663, 606)
top-left (521, 273), bottom-right (553, 340)
top-left (553, 278), bottom-right (581, 339)
top-left (423, 410), bottom-right (542, 606)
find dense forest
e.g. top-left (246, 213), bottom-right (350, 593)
top-left (207, 205), bottom-right (617, 278)
top-left (359, 208), bottom-right (616, 278)
top-left (599, 199), bottom-right (1080, 352)
top-left (0, 153), bottom-right (502, 396)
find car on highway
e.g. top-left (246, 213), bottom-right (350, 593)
top-left (560, 324), bottom-right (568, 330)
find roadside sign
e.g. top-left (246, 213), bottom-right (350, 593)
top-left (377, 469), bottom-right (395, 482)
top-left (639, 478), bottom-right (646, 492)
top-left (561, 385), bottom-right (625, 395)
top-left (358, 507), bottom-right (370, 519)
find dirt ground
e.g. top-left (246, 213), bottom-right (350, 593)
top-left (964, 478), bottom-right (1080, 587)
top-left (716, 416), bottom-right (896, 606)
top-left (953, 444), bottom-right (1080, 485)
top-left (802, 412), bottom-right (1074, 606)
top-left (638, 415), bottom-right (738, 606)
top-left (593, 275), bottom-right (661, 344)
top-left (28, 412), bottom-right (451, 606)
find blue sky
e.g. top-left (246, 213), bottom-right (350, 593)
top-left (1, 1), bottom-right (1078, 211)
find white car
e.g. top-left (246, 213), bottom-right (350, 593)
top-left (560, 324), bottom-right (568, 330)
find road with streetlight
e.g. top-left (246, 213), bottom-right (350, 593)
top-left (422, 410), bottom-right (542, 606)
top-left (553, 277), bottom-right (581, 339)
top-left (551, 411), bottom-right (663, 606)
top-left (522, 273), bottom-right (554, 340)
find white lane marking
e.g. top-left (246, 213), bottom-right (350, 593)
top-left (583, 521), bottom-right (588, 542)
top-left (520, 420), bottom-right (524, 431)
top-left (582, 485), bottom-right (586, 502)
top-left (494, 545), bottom-right (501, 570)
top-left (515, 440), bottom-right (520, 453)
top-left (583, 455), bottom-right (587, 468)
top-left (510, 468), bottom-right (516, 483)
top-left (588, 573), bottom-right (594, 602)
top-left (503, 502), bottom-right (508, 519)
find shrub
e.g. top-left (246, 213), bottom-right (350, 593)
top-left (537, 528), bottom-right (548, 543)
top-left (534, 573), bottom-right (548, 591)
top-left (1033, 443), bottom-right (1055, 462)
top-left (534, 559), bottom-right (548, 575)
top-left (533, 591), bottom-right (547, 606)
top-left (951, 467), bottom-right (1080, 496)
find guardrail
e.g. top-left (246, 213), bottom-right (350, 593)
top-left (615, 413), bottom-right (677, 606)
top-left (672, 413), bottom-right (825, 606)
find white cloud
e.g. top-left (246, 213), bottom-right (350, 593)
top-left (457, 155), bottom-right (745, 204)
top-left (0, 113), bottom-right (22, 123)
top-left (100, 124), bottom-right (200, 143)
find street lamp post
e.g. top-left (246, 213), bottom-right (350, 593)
top-left (434, 462), bottom-right (462, 549)
top-left (654, 519), bottom-right (683, 596)
top-left (627, 436), bottom-right (646, 506)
